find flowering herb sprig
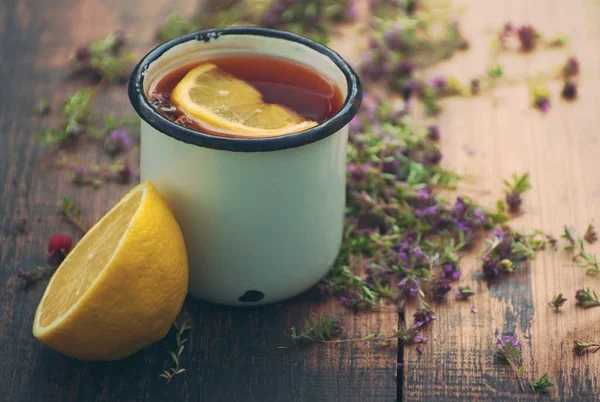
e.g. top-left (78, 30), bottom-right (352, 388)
top-left (496, 334), bottom-right (526, 392)
top-left (156, 0), bottom-right (355, 45)
top-left (70, 32), bottom-right (134, 84)
top-left (54, 153), bottom-right (134, 187)
top-left (561, 226), bottom-right (600, 274)
top-left (160, 320), bottom-right (192, 384)
top-left (480, 227), bottom-right (543, 279)
top-left (17, 265), bottom-right (54, 285)
top-left (503, 173), bottom-right (531, 213)
top-left (573, 339), bottom-right (600, 356)
top-left (548, 293), bottom-right (567, 312)
top-left (36, 89), bottom-right (96, 146)
top-left (497, 23), bottom-right (568, 52)
top-left (530, 84), bottom-right (551, 113)
top-left (288, 314), bottom-right (428, 349)
top-left (530, 373), bottom-right (553, 393)
top-left (290, 315), bottom-right (342, 344)
top-left (575, 288), bottom-right (600, 309)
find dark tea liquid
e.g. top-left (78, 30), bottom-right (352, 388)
top-left (149, 54), bottom-right (344, 137)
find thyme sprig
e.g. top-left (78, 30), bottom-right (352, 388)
top-left (530, 373), bottom-right (553, 393)
top-left (160, 320), bottom-right (192, 384)
top-left (288, 315), bottom-right (425, 346)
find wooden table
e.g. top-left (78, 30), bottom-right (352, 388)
top-left (1, 0), bottom-right (599, 400)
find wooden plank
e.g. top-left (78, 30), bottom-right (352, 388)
top-left (0, 0), bottom-right (398, 401)
top-left (404, 0), bottom-right (600, 400)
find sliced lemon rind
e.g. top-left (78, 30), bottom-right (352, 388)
top-left (170, 63), bottom-right (318, 137)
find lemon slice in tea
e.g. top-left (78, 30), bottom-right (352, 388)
top-left (171, 63), bottom-right (318, 137)
top-left (33, 182), bottom-right (188, 361)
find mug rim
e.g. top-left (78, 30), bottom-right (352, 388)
top-left (128, 26), bottom-right (362, 152)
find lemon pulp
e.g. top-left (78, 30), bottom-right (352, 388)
top-left (171, 63), bottom-right (318, 137)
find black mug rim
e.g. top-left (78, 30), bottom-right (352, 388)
top-left (127, 27), bottom-right (362, 153)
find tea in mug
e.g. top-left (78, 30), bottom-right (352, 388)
top-left (148, 54), bottom-right (344, 138)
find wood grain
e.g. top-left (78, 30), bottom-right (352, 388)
top-left (403, 0), bottom-right (600, 400)
top-left (0, 0), bottom-right (397, 401)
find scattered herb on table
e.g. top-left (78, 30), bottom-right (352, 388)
top-left (497, 334), bottom-right (526, 391)
top-left (17, 265), bottom-right (55, 285)
top-left (455, 286), bottom-right (475, 300)
top-left (70, 32), bottom-right (134, 84)
top-left (503, 173), bottom-right (531, 213)
top-left (36, 89), bottom-right (96, 147)
top-left (160, 320), bottom-right (192, 384)
top-left (530, 83), bottom-right (551, 113)
top-left (575, 288), bottom-right (600, 309)
top-left (530, 373), bottom-right (553, 393)
top-left (573, 339), bottom-right (600, 356)
top-left (548, 293), bottom-right (567, 312)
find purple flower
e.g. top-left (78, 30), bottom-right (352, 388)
top-left (401, 80), bottom-right (421, 101)
top-left (424, 149), bottom-right (442, 165)
top-left (414, 205), bottom-right (438, 217)
top-left (482, 257), bottom-right (500, 279)
top-left (497, 335), bottom-right (522, 350)
top-left (394, 60), bottom-right (414, 77)
top-left (346, 0), bottom-right (359, 21)
top-left (383, 22), bottom-right (403, 50)
top-left (517, 25), bottom-right (537, 51)
top-left (383, 158), bottom-right (401, 174)
top-left (429, 75), bottom-right (446, 90)
top-left (413, 308), bottom-right (436, 328)
top-left (414, 334), bottom-right (427, 344)
top-left (473, 208), bottom-right (486, 224)
top-left (471, 305), bottom-right (477, 314)
top-left (441, 263), bottom-right (461, 281)
top-left (563, 57), bottom-right (580, 78)
top-left (348, 162), bottom-right (371, 182)
top-left (562, 81), bottom-right (577, 100)
top-left (397, 277), bottom-right (421, 300)
top-left (506, 191), bottom-right (522, 213)
top-left (537, 98), bottom-right (550, 113)
top-left (104, 129), bottom-right (132, 156)
top-left (431, 278), bottom-right (452, 300)
top-left (427, 125), bottom-right (440, 141)
top-left (452, 217), bottom-right (470, 232)
top-left (452, 197), bottom-right (468, 214)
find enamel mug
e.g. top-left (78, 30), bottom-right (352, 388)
top-left (128, 27), bottom-right (362, 305)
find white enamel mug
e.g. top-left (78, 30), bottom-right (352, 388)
top-left (128, 27), bottom-right (362, 306)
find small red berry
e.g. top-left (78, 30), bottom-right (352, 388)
top-left (47, 234), bottom-right (73, 256)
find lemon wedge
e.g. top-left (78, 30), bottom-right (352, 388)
top-left (33, 182), bottom-right (188, 361)
top-left (171, 63), bottom-right (318, 137)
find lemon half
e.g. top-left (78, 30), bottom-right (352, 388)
top-left (171, 63), bottom-right (318, 137)
top-left (33, 182), bottom-right (188, 361)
